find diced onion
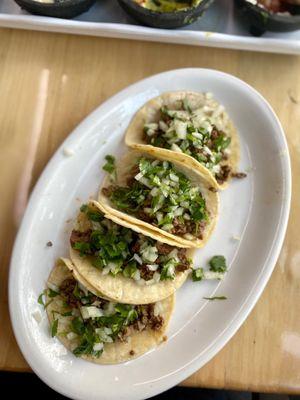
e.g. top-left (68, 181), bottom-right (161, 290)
top-left (80, 306), bottom-right (103, 319)
top-left (47, 282), bottom-right (59, 292)
top-left (153, 272), bottom-right (161, 283)
top-left (102, 267), bottom-right (110, 275)
top-left (154, 302), bottom-right (163, 316)
top-left (161, 224), bottom-right (173, 232)
top-left (203, 271), bottom-right (225, 280)
top-left (141, 246), bottom-right (158, 263)
top-left (183, 233), bottom-right (194, 240)
top-left (174, 120), bottom-right (187, 139)
top-left (174, 207), bottom-right (184, 217)
top-left (133, 253), bottom-right (143, 265)
top-left (93, 343), bottom-right (104, 352)
top-left (156, 212), bottom-right (163, 223)
top-left (133, 270), bottom-right (141, 281)
top-left (171, 143), bottom-right (182, 153)
top-left (147, 264), bottom-right (158, 271)
top-left (167, 249), bottom-right (178, 260)
top-left (150, 187), bottom-right (159, 196)
top-left (159, 120), bottom-right (168, 132)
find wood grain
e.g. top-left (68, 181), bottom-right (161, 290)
top-left (0, 28), bottom-right (299, 393)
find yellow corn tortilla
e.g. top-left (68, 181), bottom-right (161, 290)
top-left (46, 258), bottom-right (174, 365)
top-left (98, 150), bottom-right (219, 248)
top-left (69, 201), bottom-right (194, 304)
top-left (125, 91), bottom-right (240, 190)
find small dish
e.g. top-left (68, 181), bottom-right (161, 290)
top-left (234, 0), bottom-right (300, 36)
top-left (117, 0), bottom-right (214, 29)
top-left (14, 0), bottom-right (96, 19)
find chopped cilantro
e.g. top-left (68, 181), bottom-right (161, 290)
top-left (38, 291), bottom-right (46, 307)
top-left (48, 288), bottom-right (59, 298)
top-left (102, 155), bottom-right (116, 181)
top-left (209, 255), bottom-right (227, 273)
top-left (203, 296), bottom-right (227, 301)
top-left (51, 319), bottom-right (58, 337)
top-left (192, 268), bottom-right (204, 281)
top-left (123, 261), bottom-right (138, 278)
top-left (72, 317), bottom-right (85, 335)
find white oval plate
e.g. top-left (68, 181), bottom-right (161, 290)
top-left (9, 69), bottom-right (291, 400)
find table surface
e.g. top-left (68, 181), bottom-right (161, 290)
top-left (0, 27), bottom-right (299, 394)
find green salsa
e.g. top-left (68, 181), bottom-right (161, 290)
top-left (135, 0), bottom-right (202, 13)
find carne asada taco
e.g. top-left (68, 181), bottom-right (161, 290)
top-left (125, 91), bottom-right (240, 189)
top-left (69, 201), bottom-right (193, 304)
top-left (98, 150), bottom-right (219, 248)
top-left (46, 258), bottom-right (174, 364)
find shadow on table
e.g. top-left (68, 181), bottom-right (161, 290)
top-left (1, 372), bottom-right (298, 400)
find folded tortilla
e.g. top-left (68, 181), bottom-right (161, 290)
top-left (125, 91), bottom-right (240, 189)
top-left (46, 259), bottom-right (174, 364)
top-left (69, 201), bottom-right (193, 304)
top-left (98, 150), bottom-right (219, 248)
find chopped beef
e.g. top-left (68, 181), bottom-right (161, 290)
top-left (133, 320), bottom-right (146, 332)
top-left (135, 304), bottom-right (164, 332)
top-left (171, 218), bottom-right (188, 235)
top-left (126, 175), bottom-right (136, 187)
top-left (138, 210), bottom-right (153, 223)
top-left (209, 186), bottom-right (218, 193)
top-left (216, 165), bottom-right (231, 184)
top-left (177, 248), bottom-right (187, 263)
top-left (211, 126), bottom-right (221, 140)
top-left (196, 220), bottom-right (206, 240)
top-left (130, 240), bottom-right (141, 253)
top-left (176, 248), bottom-right (190, 272)
top-left (101, 185), bottom-right (115, 198)
top-left (176, 263), bottom-right (190, 272)
top-left (221, 151), bottom-right (228, 161)
top-left (156, 243), bottom-right (174, 255)
top-left (149, 315), bottom-right (164, 331)
top-left (59, 278), bottom-right (78, 308)
top-left (70, 229), bottom-right (92, 247)
top-left (231, 172), bottom-right (247, 179)
top-left (140, 264), bottom-right (155, 281)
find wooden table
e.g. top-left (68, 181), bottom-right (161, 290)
top-left (0, 28), bottom-right (299, 394)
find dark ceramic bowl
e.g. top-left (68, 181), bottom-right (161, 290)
top-left (234, 0), bottom-right (300, 36)
top-left (14, 0), bottom-right (96, 19)
top-left (118, 0), bottom-right (215, 29)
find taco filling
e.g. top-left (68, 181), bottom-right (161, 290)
top-left (101, 157), bottom-right (209, 240)
top-left (142, 98), bottom-right (233, 185)
top-left (46, 274), bottom-right (166, 359)
top-left (71, 204), bottom-right (192, 284)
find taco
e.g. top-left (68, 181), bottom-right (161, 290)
top-left (46, 258), bottom-right (174, 364)
top-left (99, 150), bottom-right (219, 248)
top-left (125, 91), bottom-right (240, 189)
top-left (69, 201), bottom-right (193, 304)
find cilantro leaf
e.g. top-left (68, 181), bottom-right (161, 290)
top-left (192, 268), bottom-right (204, 282)
top-left (209, 255), bottom-right (227, 273)
top-left (103, 155), bottom-right (116, 181)
top-left (72, 317), bottom-right (85, 335)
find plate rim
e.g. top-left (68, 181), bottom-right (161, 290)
top-left (9, 68), bottom-right (291, 400)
